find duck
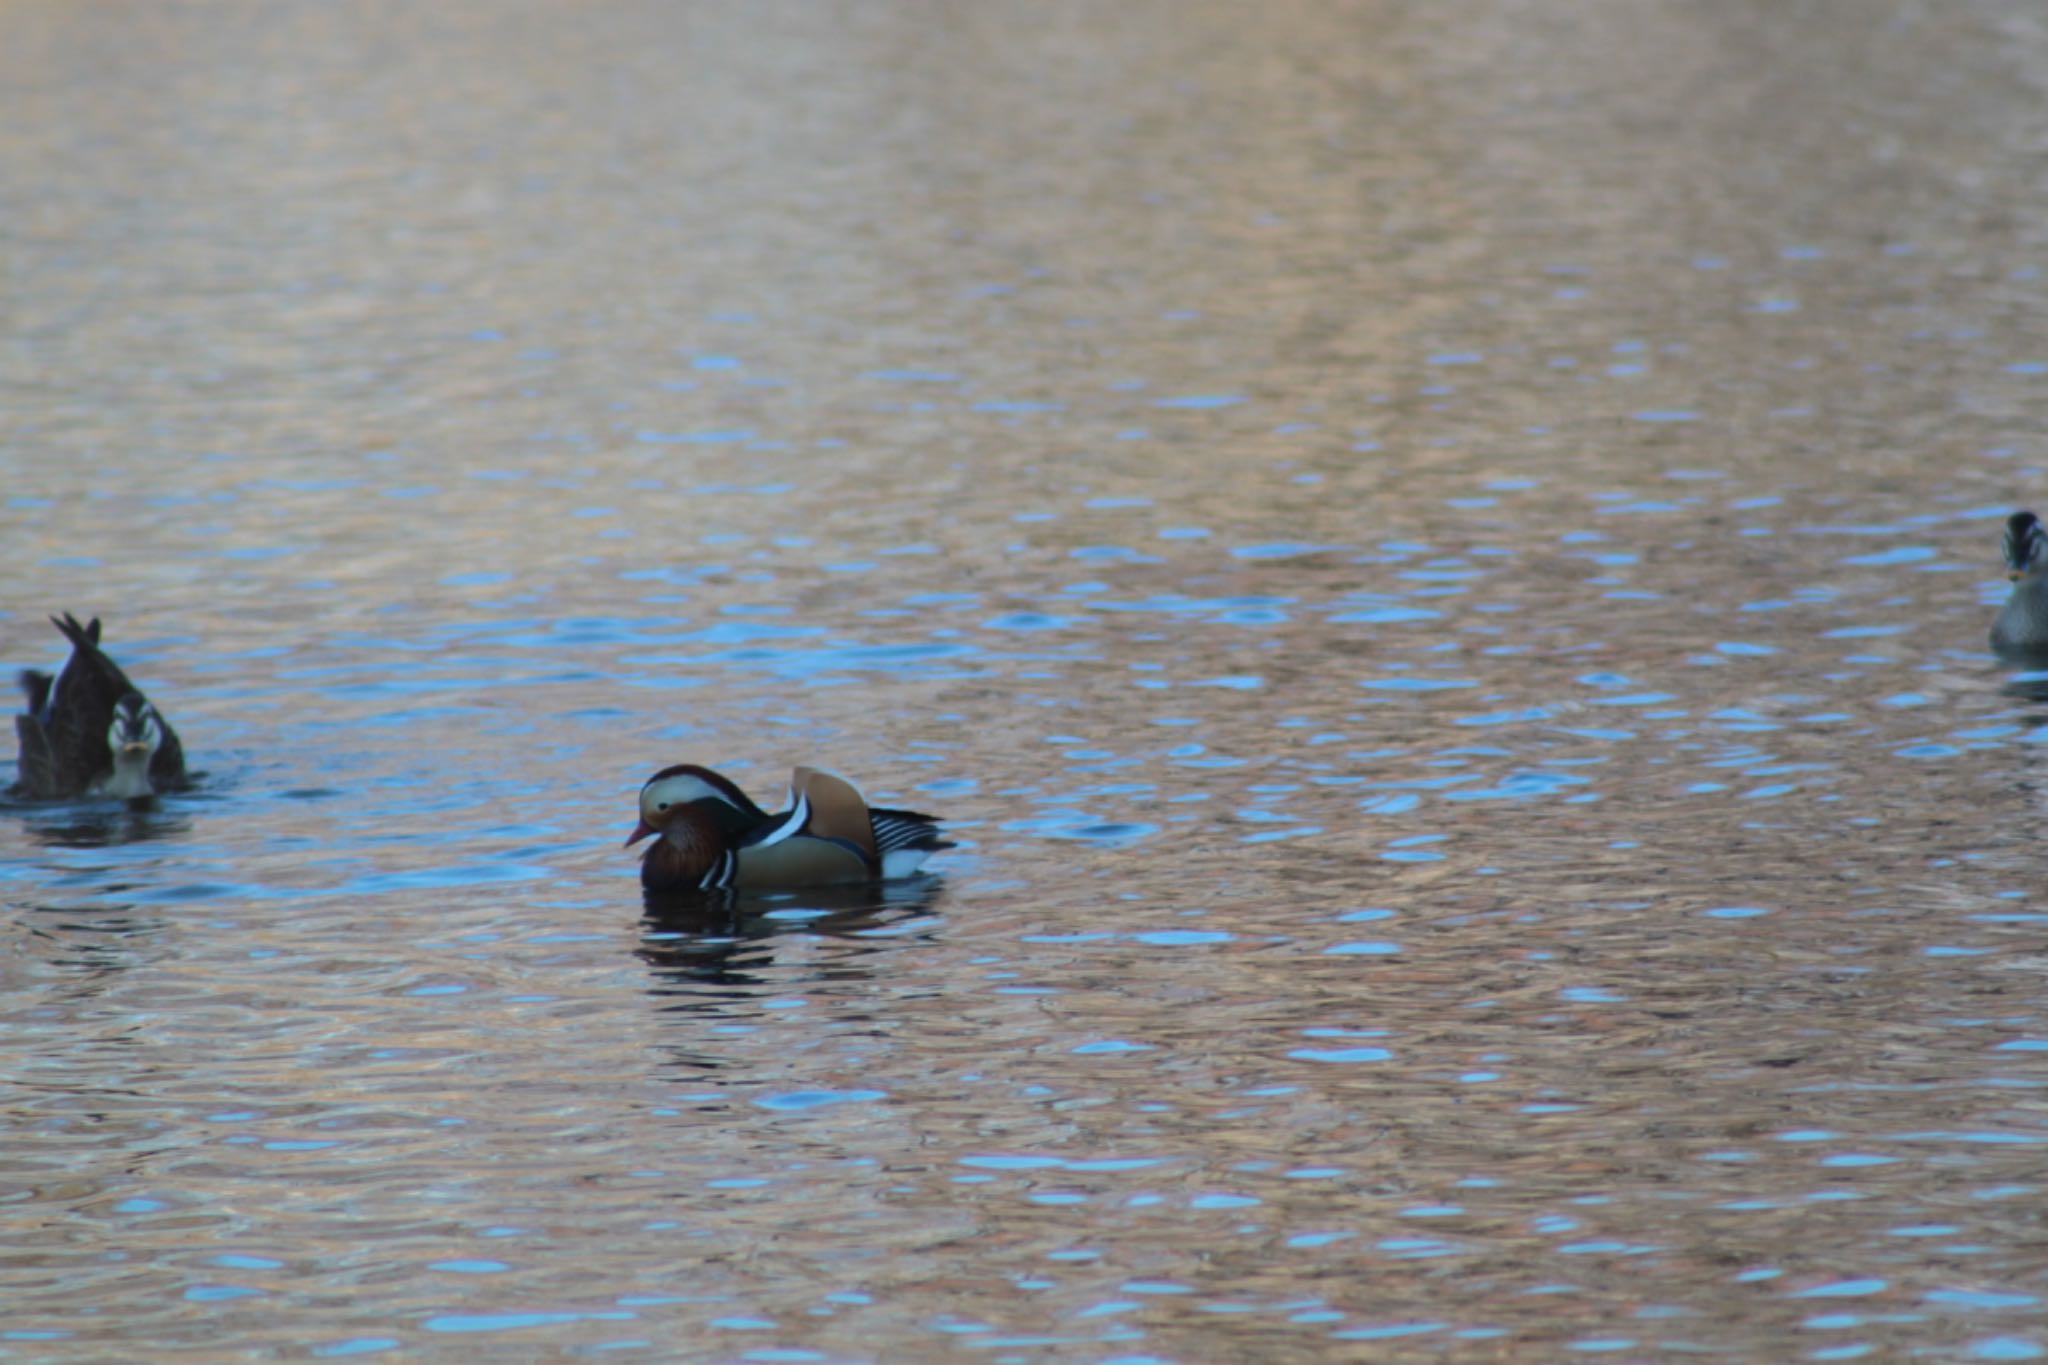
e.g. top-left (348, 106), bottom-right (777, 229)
top-left (1992, 510), bottom-right (2048, 655)
top-left (626, 763), bottom-right (951, 894)
top-left (13, 613), bottom-right (188, 800)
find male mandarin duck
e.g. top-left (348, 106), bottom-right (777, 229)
top-left (13, 613), bottom-right (189, 800)
top-left (1992, 510), bottom-right (2048, 654)
top-left (626, 763), bottom-right (951, 893)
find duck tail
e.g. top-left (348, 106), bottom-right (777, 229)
top-left (870, 807), bottom-right (954, 854)
top-left (51, 613), bottom-right (103, 651)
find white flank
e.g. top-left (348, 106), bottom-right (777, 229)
top-left (879, 847), bottom-right (935, 880)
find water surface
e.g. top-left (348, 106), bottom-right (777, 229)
top-left (5, 2), bottom-right (2048, 1360)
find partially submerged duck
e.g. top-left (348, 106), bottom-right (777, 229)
top-left (627, 764), bottom-right (951, 894)
top-left (13, 613), bottom-right (188, 800)
top-left (1992, 510), bottom-right (2048, 655)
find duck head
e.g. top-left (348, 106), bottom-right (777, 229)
top-left (2005, 510), bottom-right (2047, 581)
top-left (103, 692), bottom-right (163, 800)
top-left (625, 764), bottom-right (774, 891)
top-left (625, 764), bottom-right (767, 847)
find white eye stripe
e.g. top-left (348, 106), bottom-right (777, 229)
top-left (107, 702), bottom-right (162, 747)
top-left (640, 773), bottom-right (744, 813)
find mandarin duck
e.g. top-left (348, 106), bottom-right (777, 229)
top-left (1992, 510), bottom-right (2048, 654)
top-left (627, 763), bottom-right (951, 893)
top-left (13, 613), bottom-right (188, 800)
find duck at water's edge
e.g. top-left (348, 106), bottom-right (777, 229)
top-left (1992, 511), bottom-right (2048, 655)
top-left (13, 613), bottom-right (189, 800)
top-left (626, 764), bottom-right (950, 894)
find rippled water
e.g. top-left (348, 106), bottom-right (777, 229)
top-left (7, 2), bottom-right (2048, 1360)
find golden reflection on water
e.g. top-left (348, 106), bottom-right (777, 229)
top-left (5, 0), bottom-right (2048, 1358)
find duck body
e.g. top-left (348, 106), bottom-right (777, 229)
top-left (1992, 510), bottom-right (2048, 655)
top-left (627, 763), bottom-right (951, 894)
top-left (13, 613), bottom-right (187, 800)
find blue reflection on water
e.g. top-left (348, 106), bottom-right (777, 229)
top-left (311, 1341), bottom-right (399, 1359)
top-left (1154, 394), bottom-right (1246, 408)
top-left (752, 1090), bottom-right (889, 1111)
top-left (424, 1312), bottom-right (636, 1333)
top-left (1359, 678), bottom-right (1476, 691)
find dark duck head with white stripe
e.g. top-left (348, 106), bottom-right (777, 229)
top-left (13, 613), bottom-right (188, 800)
top-left (1992, 510), bottom-right (2048, 657)
top-left (626, 763), bottom-right (951, 894)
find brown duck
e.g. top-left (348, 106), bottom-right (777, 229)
top-left (626, 764), bottom-right (950, 893)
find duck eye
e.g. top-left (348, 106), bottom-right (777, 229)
top-left (657, 802), bottom-right (671, 812)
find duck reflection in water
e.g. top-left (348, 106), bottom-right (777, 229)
top-left (3, 795), bottom-right (193, 850)
top-left (1999, 667), bottom-right (2048, 705)
top-left (637, 876), bottom-right (945, 1004)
